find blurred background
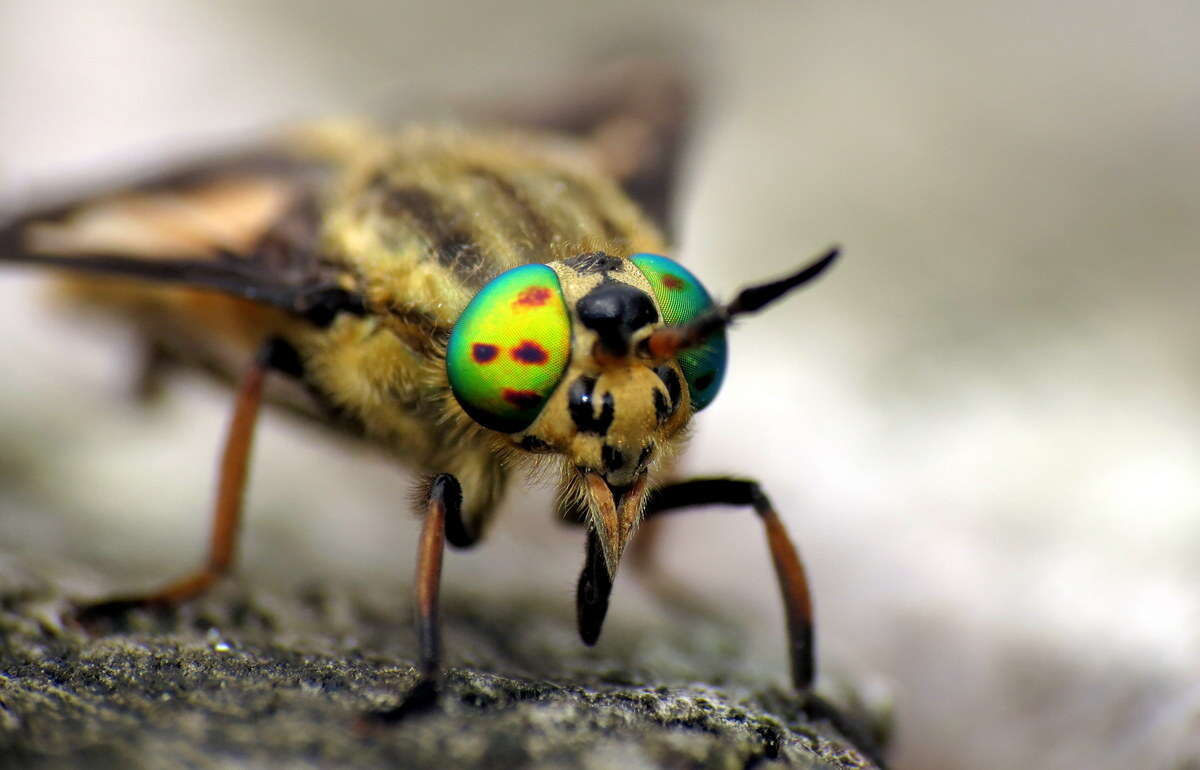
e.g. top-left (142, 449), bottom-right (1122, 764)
top-left (2, 1), bottom-right (1199, 768)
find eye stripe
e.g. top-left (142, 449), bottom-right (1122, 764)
top-left (515, 286), bottom-right (552, 307)
top-left (511, 340), bottom-right (549, 364)
top-left (602, 445), bottom-right (626, 473)
top-left (472, 343), bottom-right (499, 363)
top-left (653, 388), bottom-right (671, 424)
top-left (502, 389), bottom-right (541, 409)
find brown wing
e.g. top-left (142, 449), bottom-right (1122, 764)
top-left (0, 147), bottom-right (363, 324)
top-left (474, 58), bottom-right (693, 237)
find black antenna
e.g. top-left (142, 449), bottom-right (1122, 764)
top-left (644, 246), bottom-right (840, 358)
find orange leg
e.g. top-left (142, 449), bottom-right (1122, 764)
top-left (577, 477), bottom-right (816, 690)
top-left (415, 475), bottom-right (457, 680)
top-left (77, 340), bottom-right (282, 620)
top-left (366, 473), bottom-right (465, 723)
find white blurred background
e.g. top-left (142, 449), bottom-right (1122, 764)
top-left (2, 2), bottom-right (1199, 768)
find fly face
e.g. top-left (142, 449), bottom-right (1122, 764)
top-left (446, 249), bottom-right (728, 577)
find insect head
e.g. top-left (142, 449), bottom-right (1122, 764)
top-left (445, 247), bottom-right (838, 576)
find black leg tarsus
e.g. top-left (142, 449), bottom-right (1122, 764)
top-left (70, 596), bottom-right (170, 634)
top-left (435, 474), bottom-right (476, 549)
top-left (360, 677), bottom-right (441, 727)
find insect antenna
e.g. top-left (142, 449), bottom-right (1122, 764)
top-left (643, 245), bottom-right (840, 359)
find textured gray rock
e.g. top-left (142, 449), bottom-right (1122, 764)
top-left (0, 555), bottom-right (886, 769)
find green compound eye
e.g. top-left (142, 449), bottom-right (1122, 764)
top-left (630, 253), bottom-right (727, 411)
top-left (447, 264), bottom-right (572, 433)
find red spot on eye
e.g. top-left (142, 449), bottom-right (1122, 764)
top-left (472, 343), bottom-right (499, 363)
top-left (502, 389), bottom-right (541, 410)
top-left (515, 286), bottom-right (552, 307)
top-left (511, 340), bottom-right (549, 365)
top-left (662, 274), bottom-right (685, 290)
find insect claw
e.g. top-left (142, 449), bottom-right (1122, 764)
top-left (66, 594), bottom-right (176, 637)
top-left (357, 678), bottom-right (441, 729)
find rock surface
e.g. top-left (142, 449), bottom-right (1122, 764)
top-left (0, 554), bottom-right (886, 769)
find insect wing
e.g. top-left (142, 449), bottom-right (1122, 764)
top-left (0, 150), bottom-right (355, 319)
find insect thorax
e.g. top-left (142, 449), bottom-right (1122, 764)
top-left (287, 126), bottom-right (674, 523)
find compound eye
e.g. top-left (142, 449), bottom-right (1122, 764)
top-left (630, 253), bottom-right (727, 411)
top-left (447, 264), bottom-right (572, 432)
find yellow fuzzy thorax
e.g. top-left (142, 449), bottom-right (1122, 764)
top-left (285, 124), bottom-right (676, 535)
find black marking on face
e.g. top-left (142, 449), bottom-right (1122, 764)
top-left (519, 435), bottom-right (552, 453)
top-left (654, 365), bottom-right (682, 418)
top-left (608, 481), bottom-right (635, 509)
top-left (653, 388), bottom-right (670, 424)
top-left (568, 376), bottom-right (615, 435)
top-left (602, 445), bottom-right (626, 473)
top-left (576, 282), bottom-right (659, 357)
top-left (563, 251), bottom-right (625, 275)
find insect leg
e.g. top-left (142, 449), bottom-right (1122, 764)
top-left (643, 478), bottom-right (815, 690)
top-left (571, 477), bottom-right (816, 690)
top-left (77, 337), bottom-right (297, 621)
top-left (366, 473), bottom-right (463, 722)
top-left (132, 338), bottom-right (174, 402)
top-left (439, 476), bottom-right (479, 549)
top-left (414, 474), bottom-right (461, 682)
